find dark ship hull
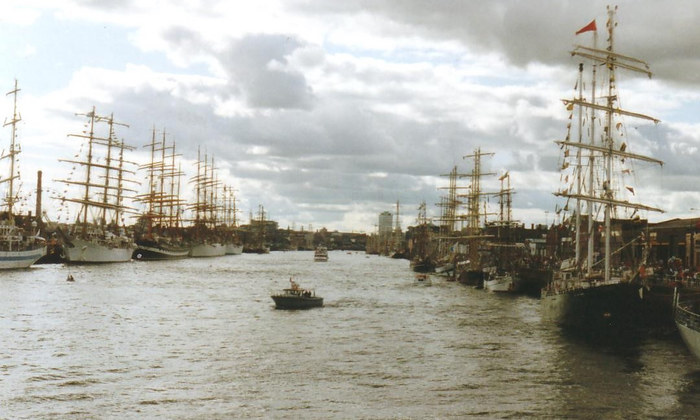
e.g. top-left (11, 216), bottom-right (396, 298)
top-left (271, 295), bottom-right (323, 310)
top-left (457, 268), bottom-right (484, 288)
top-left (542, 282), bottom-right (644, 333)
top-left (516, 267), bottom-right (552, 297)
top-left (133, 240), bottom-right (190, 261)
top-left (411, 257), bottom-right (435, 273)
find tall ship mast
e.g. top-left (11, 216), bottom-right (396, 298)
top-left (245, 204), bottom-right (271, 254)
top-left (389, 200), bottom-right (407, 259)
top-left (541, 6), bottom-right (663, 331)
top-left (453, 148), bottom-right (496, 286)
top-left (409, 201), bottom-right (434, 272)
top-left (483, 172), bottom-right (526, 293)
top-left (187, 148), bottom-right (225, 257)
top-left (495, 172), bottom-right (515, 230)
top-left (437, 167), bottom-right (460, 254)
top-left (222, 184), bottom-right (243, 255)
top-left (56, 107), bottom-right (138, 263)
top-left (0, 80), bottom-right (46, 269)
top-left (434, 166), bottom-right (471, 276)
top-left (132, 127), bottom-right (189, 260)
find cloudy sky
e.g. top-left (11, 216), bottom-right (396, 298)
top-left (2, 0), bottom-right (700, 233)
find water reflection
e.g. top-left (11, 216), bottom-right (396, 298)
top-left (551, 324), bottom-right (699, 418)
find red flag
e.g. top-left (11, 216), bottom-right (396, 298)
top-left (575, 19), bottom-right (597, 35)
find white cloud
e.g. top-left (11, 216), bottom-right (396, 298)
top-left (0, 2), bottom-right (44, 25)
top-left (20, 44), bottom-right (36, 58)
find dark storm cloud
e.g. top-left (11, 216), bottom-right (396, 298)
top-left (291, 0), bottom-right (700, 86)
top-left (95, 88), bottom-right (225, 156)
top-left (159, 27), bottom-right (315, 110)
top-left (230, 100), bottom-right (390, 159)
top-left (218, 34), bottom-right (314, 110)
top-left (645, 124), bottom-right (700, 178)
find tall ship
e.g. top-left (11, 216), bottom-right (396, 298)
top-left (187, 149), bottom-right (225, 257)
top-left (0, 80), bottom-right (46, 269)
top-left (244, 204), bottom-right (271, 254)
top-left (221, 185), bottom-right (243, 255)
top-left (453, 148), bottom-right (496, 286)
top-left (389, 201), bottom-right (407, 259)
top-left (541, 7), bottom-right (664, 331)
top-left (409, 201), bottom-right (435, 273)
top-left (483, 172), bottom-right (525, 293)
top-left (434, 166), bottom-right (464, 277)
top-left (132, 127), bottom-right (189, 260)
top-left (56, 107), bottom-right (137, 263)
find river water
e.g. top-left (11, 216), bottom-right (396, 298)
top-left (1, 251), bottom-right (699, 419)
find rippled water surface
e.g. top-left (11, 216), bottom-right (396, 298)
top-left (2, 251), bottom-right (700, 418)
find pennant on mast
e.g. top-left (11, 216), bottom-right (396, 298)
top-left (575, 19), bottom-right (597, 35)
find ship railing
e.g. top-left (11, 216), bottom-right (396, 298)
top-left (675, 303), bottom-right (700, 331)
top-left (674, 288), bottom-right (700, 328)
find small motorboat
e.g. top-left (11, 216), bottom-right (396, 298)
top-left (271, 278), bottom-right (324, 309)
top-left (484, 273), bottom-right (514, 293)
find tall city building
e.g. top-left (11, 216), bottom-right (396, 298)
top-left (378, 211), bottom-right (393, 236)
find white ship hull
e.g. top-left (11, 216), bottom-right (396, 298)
top-left (225, 243), bottom-right (243, 255)
top-left (0, 246), bottom-right (47, 269)
top-left (484, 274), bottom-right (514, 293)
top-left (190, 243), bottom-right (226, 258)
top-left (674, 294), bottom-right (700, 360)
top-left (64, 238), bottom-right (135, 263)
top-left (677, 322), bottom-right (700, 360)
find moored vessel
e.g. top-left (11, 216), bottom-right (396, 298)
top-left (244, 204), bottom-right (271, 254)
top-left (541, 7), bottom-right (663, 332)
top-left (482, 173), bottom-right (524, 294)
top-left (674, 289), bottom-right (700, 360)
top-left (132, 237), bottom-right (189, 260)
top-left (56, 107), bottom-right (137, 263)
top-left (186, 149), bottom-right (225, 258)
top-left (133, 127), bottom-right (189, 260)
top-left (0, 80), bottom-right (46, 269)
top-left (451, 149), bottom-right (495, 286)
top-left (484, 272), bottom-right (515, 293)
top-left (222, 186), bottom-right (243, 255)
top-left (542, 270), bottom-right (644, 330)
top-left (225, 243), bottom-right (244, 255)
top-left (409, 201), bottom-right (435, 273)
top-left (63, 234), bottom-right (134, 263)
top-left (190, 242), bottom-right (226, 257)
top-left (0, 223), bottom-right (46, 269)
